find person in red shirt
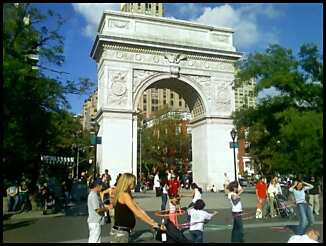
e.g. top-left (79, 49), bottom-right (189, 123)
top-left (167, 174), bottom-right (180, 198)
top-left (255, 176), bottom-right (268, 219)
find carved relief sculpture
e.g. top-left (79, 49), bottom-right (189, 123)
top-left (215, 81), bottom-right (232, 113)
top-left (108, 71), bottom-right (128, 107)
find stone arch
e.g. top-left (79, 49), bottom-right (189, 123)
top-left (133, 72), bottom-right (209, 120)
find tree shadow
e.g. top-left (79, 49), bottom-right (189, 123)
top-left (3, 219), bottom-right (37, 231)
top-left (3, 213), bottom-right (14, 221)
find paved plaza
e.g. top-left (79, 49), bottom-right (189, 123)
top-left (3, 187), bottom-right (323, 243)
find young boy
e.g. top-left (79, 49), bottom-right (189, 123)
top-left (228, 181), bottom-right (244, 243)
top-left (187, 199), bottom-right (218, 243)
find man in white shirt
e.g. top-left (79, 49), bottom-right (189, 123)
top-left (153, 171), bottom-right (161, 197)
top-left (288, 227), bottom-right (320, 243)
top-left (87, 179), bottom-right (109, 243)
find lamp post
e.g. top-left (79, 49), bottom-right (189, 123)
top-left (90, 120), bottom-right (100, 180)
top-left (230, 128), bottom-right (237, 181)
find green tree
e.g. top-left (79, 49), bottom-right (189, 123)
top-left (139, 106), bottom-right (191, 175)
top-left (3, 3), bottom-right (94, 187)
top-left (233, 43), bottom-right (323, 178)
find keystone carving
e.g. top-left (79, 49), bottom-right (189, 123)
top-left (164, 53), bottom-right (187, 64)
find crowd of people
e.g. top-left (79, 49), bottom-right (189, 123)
top-left (6, 168), bottom-right (321, 243)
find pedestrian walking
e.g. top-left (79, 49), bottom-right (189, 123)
top-left (109, 173), bottom-right (166, 243)
top-left (87, 178), bottom-right (108, 243)
top-left (187, 199), bottom-right (218, 243)
top-left (308, 176), bottom-right (321, 216)
top-left (287, 226), bottom-right (320, 243)
top-left (267, 176), bottom-right (282, 217)
top-left (228, 181), bottom-right (244, 243)
top-left (255, 177), bottom-right (268, 219)
top-left (6, 182), bottom-right (20, 212)
top-left (161, 176), bottom-right (169, 211)
top-left (288, 179), bottom-right (314, 235)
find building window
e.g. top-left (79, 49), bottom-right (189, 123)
top-left (138, 3), bottom-right (141, 9)
top-left (170, 100), bottom-right (174, 106)
top-left (179, 101), bottom-right (182, 107)
top-left (170, 93), bottom-right (174, 98)
top-left (143, 105), bottom-right (147, 111)
top-left (163, 100), bottom-right (166, 104)
top-left (156, 3), bottom-right (159, 13)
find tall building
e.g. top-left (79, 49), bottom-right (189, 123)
top-left (121, 3), bottom-right (188, 119)
top-left (121, 3), bottom-right (164, 17)
top-left (234, 78), bottom-right (256, 110)
top-left (234, 78), bottom-right (256, 177)
top-left (81, 89), bottom-right (98, 130)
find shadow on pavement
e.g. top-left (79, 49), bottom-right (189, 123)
top-left (130, 229), bottom-right (155, 242)
top-left (3, 213), bottom-right (14, 221)
top-left (3, 219), bottom-right (37, 231)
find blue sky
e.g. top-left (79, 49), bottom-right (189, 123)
top-left (32, 3), bottom-right (323, 115)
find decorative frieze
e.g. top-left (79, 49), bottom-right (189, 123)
top-left (100, 44), bottom-right (235, 73)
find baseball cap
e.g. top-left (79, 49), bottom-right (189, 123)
top-left (94, 178), bottom-right (103, 186)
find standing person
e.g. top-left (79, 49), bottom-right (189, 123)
top-left (188, 183), bottom-right (202, 208)
top-left (87, 178), bottom-right (108, 243)
top-left (160, 176), bottom-right (169, 211)
top-left (6, 182), bottom-right (20, 212)
top-left (224, 173), bottom-right (230, 196)
top-left (228, 181), bottom-right (244, 243)
top-left (153, 171), bottom-right (161, 197)
top-left (288, 179), bottom-right (314, 235)
top-left (167, 174), bottom-right (180, 198)
top-left (267, 176), bottom-right (283, 218)
top-left (104, 169), bottom-right (112, 188)
top-left (255, 177), bottom-right (268, 219)
top-left (187, 199), bottom-right (218, 243)
top-left (308, 176), bottom-right (321, 216)
top-left (109, 173), bottom-right (165, 243)
top-left (18, 181), bottom-right (32, 212)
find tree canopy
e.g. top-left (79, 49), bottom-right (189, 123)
top-left (233, 43), bottom-right (323, 178)
top-left (3, 3), bottom-right (94, 187)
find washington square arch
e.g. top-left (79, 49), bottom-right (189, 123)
top-left (90, 10), bottom-right (242, 191)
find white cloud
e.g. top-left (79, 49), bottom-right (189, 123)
top-left (72, 3), bottom-right (120, 38)
top-left (193, 4), bottom-right (282, 50)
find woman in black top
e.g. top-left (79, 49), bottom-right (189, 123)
top-left (109, 173), bottom-right (166, 243)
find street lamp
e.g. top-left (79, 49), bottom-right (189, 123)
top-left (230, 128), bottom-right (237, 181)
top-left (90, 120), bottom-right (100, 180)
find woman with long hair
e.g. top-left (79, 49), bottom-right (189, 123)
top-left (188, 183), bottom-right (203, 208)
top-left (288, 179), bottom-right (314, 235)
top-left (109, 173), bottom-right (166, 243)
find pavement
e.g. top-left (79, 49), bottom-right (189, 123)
top-left (3, 187), bottom-right (324, 243)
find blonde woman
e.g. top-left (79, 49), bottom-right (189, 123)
top-left (109, 173), bottom-right (166, 243)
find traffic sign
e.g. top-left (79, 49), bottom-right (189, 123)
top-left (229, 142), bottom-right (239, 148)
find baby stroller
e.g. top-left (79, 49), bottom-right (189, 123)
top-left (275, 194), bottom-right (295, 218)
top-left (155, 219), bottom-right (192, 243)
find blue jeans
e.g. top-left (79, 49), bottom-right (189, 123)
top-left (231, 213), bottom-right (244, 243)
top-left (292, 203), bottom-right (315, 235)
top-left (190, 230), bottom-right (203, 243)
top-left (8, 195), bottom-right (20, 211)
top-left (161, 193), bottom-right (168, 211)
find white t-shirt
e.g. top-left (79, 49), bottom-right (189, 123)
top-left (162, 184), bottom-right (168, 194)
top-left (268, 183), bottom-right (282, 197)
top-left (192, 188), bottom-right (202, 203)
top-left (187, 208), bottom-right (213, 231)
top-left (288, 234), bottom-right (318, 243)
top-left (154, 174), bottom-right (161, 188)
top-left (228, 192), bottom-right (242, 212)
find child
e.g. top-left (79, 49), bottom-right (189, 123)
top-left (187, 199), bottom-right (217, 243)
top-left (227, 181), bottom-right (244, 243)
top-left (169, 194), bottom-right (181, 226)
